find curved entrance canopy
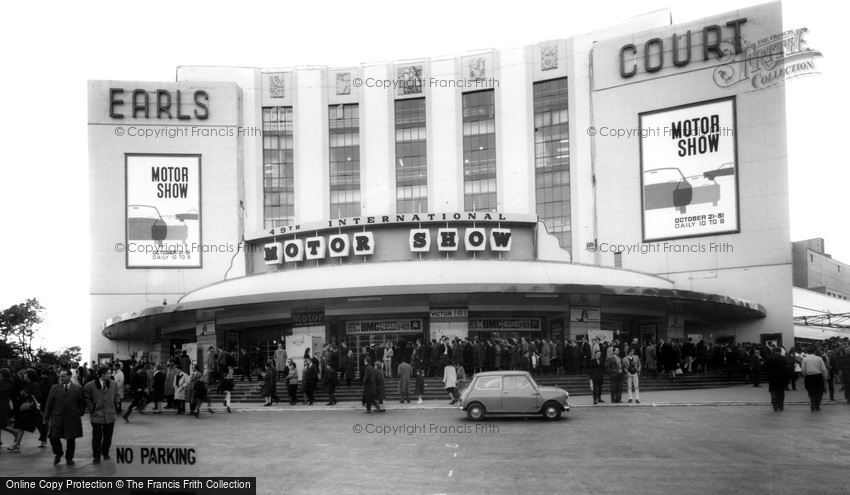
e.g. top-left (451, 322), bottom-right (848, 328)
top-left (101, 260), bottom-right (766, 341)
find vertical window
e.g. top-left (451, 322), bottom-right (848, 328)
top-left (262, 107), bottom-right (294, 228)
top-left (533, 78), bottom-right (570, 251)
top-left (329, 104), bottom-right (361, 219)
top-left (395, 98), bottom-right (427, 214)
top-left (462, 90), bottom-right (497, 212)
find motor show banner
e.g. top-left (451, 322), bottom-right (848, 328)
top-left (126, 154), bottom-right (202, 268)
top-left (640, 98), bottom-right (739, 242)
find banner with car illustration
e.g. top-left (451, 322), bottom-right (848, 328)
top-left (640, 98), bottom-right (739, 242)
top-left (126, 154), bottom-right (201, 268)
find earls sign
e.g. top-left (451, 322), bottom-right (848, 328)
top-left (109, 88), bottom-right (209, 120)
top-left (264, 228), bottom-right (512, 265)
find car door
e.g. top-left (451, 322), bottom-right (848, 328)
top-left (471, 376), bottom-right (502, 411)
top-left (501, 375), bottom-right (539, 412)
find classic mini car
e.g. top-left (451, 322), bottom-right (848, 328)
top-left (643, 168), bottom-right (692, 214)
top-left (459, 371), bottom-right (569, 421)
top-left (127, 205), bottom-right (189, 243)
top-left (702, 162), bottom-right (735, 181)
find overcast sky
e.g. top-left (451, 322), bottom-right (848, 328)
top-left (0, 0), bottom-right (841, 361)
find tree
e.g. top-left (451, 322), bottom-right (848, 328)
top-left (0, 298), bottom-right (45, 362)
top-left (35, 347), bottom-right (61, 365)
top-left (58, 345), bottom-right (82, 364)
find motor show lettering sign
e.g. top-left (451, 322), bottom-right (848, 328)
top-left (639, 98), bottom-right (739, 242)
top-left (264, 228), bottom-right (512, 265)
top-left (126, 154), bottom-right (202, 268)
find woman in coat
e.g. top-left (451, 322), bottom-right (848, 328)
top-left (219, 366), bottom-right (235, 413)
top-left (187, 366), bottom-right (202, 415)
top-left (7, 370), bottom-right (42, 451)
top-left (172, 366), bottom-right (189, 415)
top-left (286, 362), bottom-right (299, 405)
top-left (383, 342), bottom-right (394, 378)
top-left (260, 362), bottom-right (276, 407)
top-left (152, 364), bottom-right (166, 414)
top-left (164, 362), bottom-right (177, 409)
top-left (443, 363), bottom-right (459, 404)
top-left (0, 368), bottom-right (20, 448)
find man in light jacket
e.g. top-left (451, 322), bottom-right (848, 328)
top-left (84, 366), bottom-right (117, 463)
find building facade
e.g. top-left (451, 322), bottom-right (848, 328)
top-left (89, 2), bottom-right (795, 370)
top-left (792, 238), bottom-right (850, 301)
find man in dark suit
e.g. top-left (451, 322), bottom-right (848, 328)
top-left (606, 347), bottom-right (624, 403)
top-left (84, 366), bottom-right (117, 463)
top-left (763, 347), bottom-right (789, 411)
top-left (302, 359), bottom-right (318, 405)
top-left (412, 339), bottom-right (424, 370)
top-left (43, 369), bottom-right (86, 466)
top-left (361, 358), bottom-right (385, 413)
top-left (589, 351), bottom-right (606, 404)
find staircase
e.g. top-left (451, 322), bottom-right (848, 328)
top-left (204, 369), bottom-right (766, 404)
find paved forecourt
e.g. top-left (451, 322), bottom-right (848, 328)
top-left (1, 386), bottom-right (848, 495)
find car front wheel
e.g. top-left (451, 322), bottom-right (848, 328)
top-left (542, 402), bottom-right (561, 421)
top-left (467, 403), bottom-right (485, 421)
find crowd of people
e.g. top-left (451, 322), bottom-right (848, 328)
top-left (2, 335), bottom-right (848, 464)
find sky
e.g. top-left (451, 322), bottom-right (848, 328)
top-left (0, 0), bottom-right (843, 361)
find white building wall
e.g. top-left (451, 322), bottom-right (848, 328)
top-left (428, 57), bottom-right (463, 213)
top-left (360, 63), bottom-right (394, 216)
top-left (496, 46), bottom-right (535, 215)
top-left (293, 68), bottom-right (330, 223)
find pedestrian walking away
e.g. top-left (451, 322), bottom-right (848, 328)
top-left (762, 347), bottom-right (788, 412)
top-left (800, 347), bottom-right (829, 411)
top-left (220, 366), bottom-right (235, 413)
top-left (397, 358), bottom-right (412, 403)
top-left (361, 358), bottom-right (385, 413)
